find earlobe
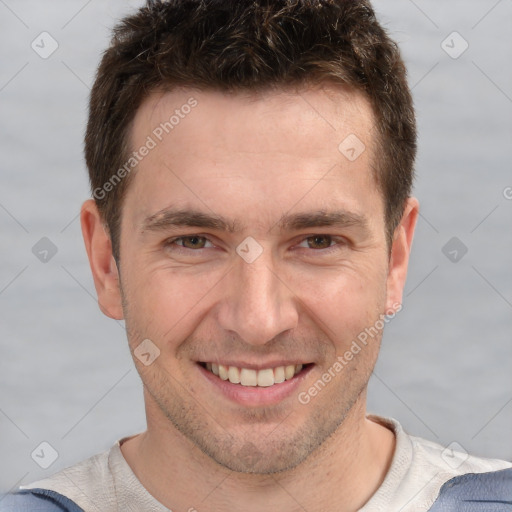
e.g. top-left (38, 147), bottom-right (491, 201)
top-left (385, 197), bottom-right (419, 312)
top-left (80, 199), bottom-right (124, 320)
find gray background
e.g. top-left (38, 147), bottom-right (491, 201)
top-left (0, 0), bottom-right (511, 493)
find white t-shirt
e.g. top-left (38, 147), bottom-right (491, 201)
top-left (19, 415), bottom-right (512, 512)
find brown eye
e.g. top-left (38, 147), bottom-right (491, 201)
top-left (173, 236), bottom-right (212, 249)
top-left (295, 235), bottom-right (347, 255)
top-left (305, 235), bottom-right (333, 249)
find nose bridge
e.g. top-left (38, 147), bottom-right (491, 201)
top-left (218, 250), bottom-right (298, 346)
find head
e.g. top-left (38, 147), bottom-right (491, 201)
top-left (81, 0), bottom-right (418, 474)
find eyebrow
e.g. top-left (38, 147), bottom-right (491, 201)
top-left (141, 207), bottom-right (370, 236)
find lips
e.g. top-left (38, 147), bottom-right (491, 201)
top-left (200, 362), bottom-right (306, 387)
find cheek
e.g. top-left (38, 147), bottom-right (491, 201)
top-left (294, 264), bottom-right (388, 346)
top-left (121, 246), bottom-right (389, 354)
top-left (122, 262), bottom-right (224, 346)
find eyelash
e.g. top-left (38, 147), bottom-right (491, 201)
top-left (163, 234), bottom-right (347, 255)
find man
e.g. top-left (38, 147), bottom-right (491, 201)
top-left (2, 0), bottom-right (511, 510)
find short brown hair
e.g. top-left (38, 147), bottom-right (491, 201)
top-left (85, 0), bottom-right (416, 261)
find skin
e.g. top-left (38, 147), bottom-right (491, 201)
top-left (81, 84), bottom-right (419, 511)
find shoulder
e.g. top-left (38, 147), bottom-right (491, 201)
top-left (365, 415), bottom-right (512, 511)
top-left (409, 432), bottom-right (512, 476)
top-left (0, 488), bottom-right (84, 511)
top-left (428, 467), bottom-right (512, 511)
top-left (408, 430), bottom-right (512, 510)
top-left (13, 441), bottom-right (119, 511)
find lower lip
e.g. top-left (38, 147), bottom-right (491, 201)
top-left (197, 363), bottom-right (313, 407)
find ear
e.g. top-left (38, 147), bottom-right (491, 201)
top-left (385, 197), bottom-right (419, 312)
top-left (80, 199), bottom-right (124, 320)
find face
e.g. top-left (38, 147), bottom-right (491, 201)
top-left (83, 84), bottom-right (417, 474)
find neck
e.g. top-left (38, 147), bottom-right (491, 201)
top-left (121, 392), bottom-right (396, 512)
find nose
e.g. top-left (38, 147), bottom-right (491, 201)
top-left (216, 250), bottom-right (299, 346)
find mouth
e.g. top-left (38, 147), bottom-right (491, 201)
top-left (198, 362), bottom-right (311, 388)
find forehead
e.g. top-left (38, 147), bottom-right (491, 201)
top-left (133, 84), bottom-right (374, 156)
top-left (124, 85), bottom-right (381, 232)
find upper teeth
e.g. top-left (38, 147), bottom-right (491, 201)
top-left (206, 363), bottom-right (303, 387)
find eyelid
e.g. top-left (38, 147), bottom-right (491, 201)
top-left (163, 233), bottom-right (349, 253)
top-left (165, 235), bottom-right (215, 249)
top-left (294, 234), bottom-right (349, 252)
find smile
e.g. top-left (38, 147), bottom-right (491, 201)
top-left (200, 362), bottom-right (307, 387)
